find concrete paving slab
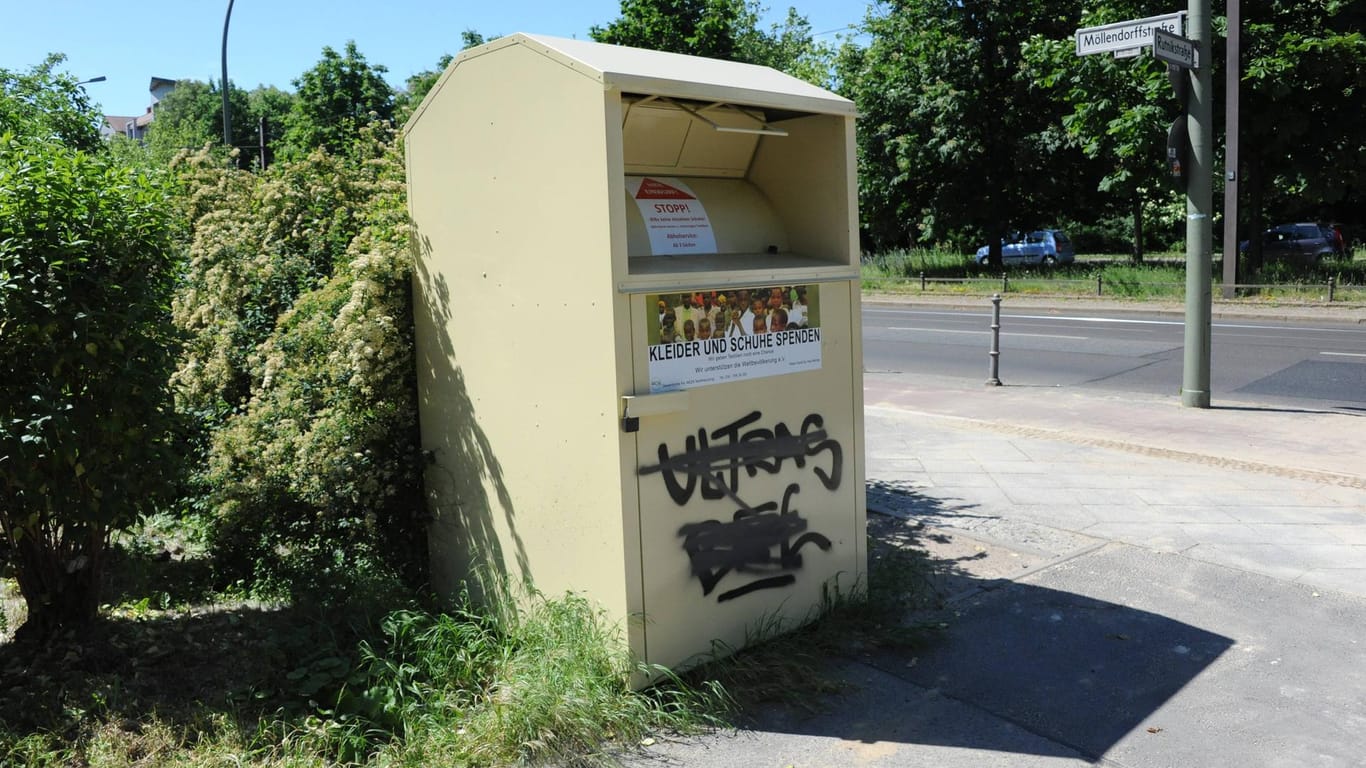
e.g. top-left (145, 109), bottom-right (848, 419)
top-left (1297, 567), bottom-right (1366, 595)
top-left (1077, 522), bottom-right (1198, 552)
top-left (1241, 523), bottom-right (1359, 545)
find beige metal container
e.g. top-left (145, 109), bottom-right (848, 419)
top-left (404, 32), bottom-right (864, 675)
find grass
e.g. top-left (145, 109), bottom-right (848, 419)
top-left (0, 514), bottom-right (946, 767)
top-left (862, 247), bottom-right (1366, 303)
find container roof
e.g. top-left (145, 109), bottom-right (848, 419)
top-left (455, 32), bottom-right (855, 118)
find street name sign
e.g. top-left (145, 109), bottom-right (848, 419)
top-left (1076, 12), bottom-right (1185, 57)
top-left (1153, 27), bottom-right (1198, 69)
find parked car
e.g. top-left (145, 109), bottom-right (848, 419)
top-left (1239, 223), bottom-right (1342, 263)
top-left (975, 229), bottom-right (1075, 266)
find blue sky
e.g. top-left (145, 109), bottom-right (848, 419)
top-left (4, 0), bottom-right (873, 118)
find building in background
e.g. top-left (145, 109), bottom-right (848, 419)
top-left (102, 76), bottom-right (176, 141)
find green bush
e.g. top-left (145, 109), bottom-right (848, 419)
top-left (0, 134), bottom-right (182, 638)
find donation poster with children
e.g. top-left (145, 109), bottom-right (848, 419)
top-left (646, 285), bottom-right (822, 393)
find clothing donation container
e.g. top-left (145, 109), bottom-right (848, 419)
top-left (404, 33), bottom-right (865, 675)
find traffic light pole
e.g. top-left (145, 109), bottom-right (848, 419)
top-left (1181, 0), bottom-right (1213, 409)
top-left (1221, 0), bottom-right (1240, 300)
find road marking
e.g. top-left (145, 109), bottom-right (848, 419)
top-left (1215, 322), bottom-right (1364, 334)
top-left (887, 326), bottom-right (982, 334)
top-left (1321, 352), bottom-right (1366, 358)
top-left (1007, 313), bottom-right (1179, 326)
top-left (888, 326), bottom-right (1087, 340)
top-left (867, 308), bottom-right (1171, 325)
top-left (867, 308), bottom-right (1364, 334)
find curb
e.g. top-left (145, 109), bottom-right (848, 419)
top-left (862, 293), bottom-right (1366, 325)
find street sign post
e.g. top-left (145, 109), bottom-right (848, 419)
top-left (1074, 6), bottom-right (1212, 410)
top-left (1075, 12), bottom-right (1186, 57)
top-left (1153, 27), bottom-right (1199, 69)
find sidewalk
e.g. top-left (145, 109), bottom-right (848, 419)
top-left (862, 382), bottom-right (1366, 597)
top-left (626, 312), bottom-right (1366, 767)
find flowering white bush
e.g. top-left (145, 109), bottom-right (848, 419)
top-left (171, 124), bottom-right (423, 592)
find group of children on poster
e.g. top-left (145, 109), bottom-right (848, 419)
top-left (656, 286), bottom-right (812, 345)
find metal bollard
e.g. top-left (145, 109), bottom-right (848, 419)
top-left (986, 293), bottom-right (1003, 386)
top-left (1001, 274), bottom-right (1009, 293)
top-left (920, 271), bottom-right (927, 291)
top-left (1328, 275), bottom-right (1336, 303)
top-left (1097, 274), bottom-right (1103, 296)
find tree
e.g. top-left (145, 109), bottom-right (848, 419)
top-left (282, 41), bottom-right (395, 159)
top-left (591, 0), bottom-right (833, 85)
top-left (146, 80), bottom-right (293, 168)
top-left (735, 6), bottom-right (835, 87)
top-left (838, 1), bottom-right (1094, 257)
top-left (1022, 2), bottom-right (1185, 262)
top-left (1237, 0), bottom-right (1366, 270)
top-left (593, 0), bottom-right (744, 58)
top-left (0, 54), bottom-right (103, 151)
top-left (0, 90), bottom-right (181, 639)
top-left (145, 79), bottom-right (248, 162)
top-left (1020, 0), bottom-right (1366, 269)
top-left (245, 85), bottom-right (297, 167)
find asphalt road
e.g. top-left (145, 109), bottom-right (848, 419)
top-left (863, 304), bottom-right (1366, 411)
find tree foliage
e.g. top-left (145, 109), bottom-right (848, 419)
top-left (1237, 0), bottom-right (1366, 248)
top-left (145, 80), bottom-right (294, 167)
top-left (591, 0), bottom-right (833, 85)
top-left (0, 124), bottom-right (181, 637)
top-left (838, 0), bottom-right (1366, 257)
top-left (145, 79), bottom-right (247, 160)
top-left (1021, 2), bottom-right (1185, 260)
top-left (282, 41), bottom-right (395, 159)
top-left (0, 54), bottom-right (104, 151)
top-left (838, 0), bottom-right (1091, 254)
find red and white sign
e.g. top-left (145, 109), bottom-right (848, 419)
top-left (627, 176), bottom-right (718, 256)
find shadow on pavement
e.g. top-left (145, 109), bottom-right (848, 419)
top-left (742, 483), bottom-right (1237, 763)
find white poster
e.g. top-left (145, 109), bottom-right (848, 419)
top-left (627, 176), bottom-right (718, 256)
top-left (646, 285), bottom-right (822, 393)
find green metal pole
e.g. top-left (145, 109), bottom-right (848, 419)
top-left (1181, 0), bottom-right (1213, 408)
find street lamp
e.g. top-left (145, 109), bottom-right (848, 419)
top-left (75, 76), bottom-right (106, 86)
top-left (222, 0), bottom-right (235, 147)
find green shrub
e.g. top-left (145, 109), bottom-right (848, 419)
top-left (0, 134), bottom-right (182, 638)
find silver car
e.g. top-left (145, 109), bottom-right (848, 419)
top-left (975, 229), bottom-right (1076, 266)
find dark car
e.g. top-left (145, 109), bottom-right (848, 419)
top-left (1239, 223), bottom-right (1342, 263)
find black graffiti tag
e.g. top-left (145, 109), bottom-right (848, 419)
top-left (638, 410), bottom-right (843, 601)
top-left (677, 483), bottom-right (833, 602)
top-left (638, 410), bottom-right (842, 507)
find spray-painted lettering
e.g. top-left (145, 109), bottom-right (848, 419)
top-left (638, 410), bottom-right (841, 506)
top-left (638, 410), bottom-right (843, 601)
top-left (677, 483), bottom-right (832, 602)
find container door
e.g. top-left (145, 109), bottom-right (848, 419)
top-left (627, 283), bottom-right (863, 671)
